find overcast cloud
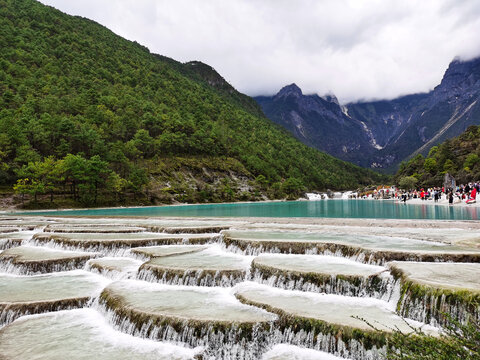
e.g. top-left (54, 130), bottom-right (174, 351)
top-left (39, 0), bottom-right (480, 103)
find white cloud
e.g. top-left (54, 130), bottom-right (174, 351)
top-left (39, 0), bottom-right (480, 103)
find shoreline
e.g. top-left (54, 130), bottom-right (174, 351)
top-left (1, 214), bottom-right (480, 230)
top-left (396, 196), bottom-right (480, 207)
top-left (4, 196), bottom-right (480, 214)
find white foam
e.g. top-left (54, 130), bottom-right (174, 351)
top-left (262, 344), bottom-right (348, 360)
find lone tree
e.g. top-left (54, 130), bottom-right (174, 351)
top-left (398, 176), bottom-right (417, 190)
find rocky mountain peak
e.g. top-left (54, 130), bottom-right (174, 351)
top-left (434, 56), bottom-right (480, 99)
top-left (275, 83), bottom-right (303, 99)
top-left (322, 93), bottom-right (340, 106)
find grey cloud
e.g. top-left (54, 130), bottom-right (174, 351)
top-left (39, 0), bottom-right (480, 103)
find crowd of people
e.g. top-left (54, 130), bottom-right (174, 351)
top-left (364, 183), bottom-right (480, 205)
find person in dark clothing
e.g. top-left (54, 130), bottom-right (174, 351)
top-left (449, 191), bottom-right (454, 205)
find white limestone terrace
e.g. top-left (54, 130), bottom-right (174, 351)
top-left (32, 232), bottom-right (221, 253)
top-left (141, 245), bottom-right (252, 273)
top-left (0, 270), bottom-right (109, 305)
top-left (131, 244), bottom-right (208, 259)
top-left (0, 245), bottom-right (97, 262)
top-left (253, 254), bottom-right (386, 278)
top-left (37, 216), bottom-right (243, 233)
top-left (0, 270), bottom-right (110, 327)
top-left (224, 230), bottom-right (472, 251)
top-left (40, 216), bottom-right (246, 228)
top-left (234, 282), bottom-right (437, 335)
top-left (0, 245), bottom-right (99, 273)
top-left (86, 257), bottom-right (143, 277)
top-left (44, 224), bottom-right (146, 233)
top-left (0, 214), bottom-right (478, 359)
top-left (0, 309), bottom-right (201, 360)
top-left (0, 227), bottom-right (20, 233)
top-left (228, 224), bottom-right (480, 246)
top-left (0, 230), bottom-right (36, 250)
top-left (137, 245), bottom-right (253, 286)
top-left (101, 280), bottom-right (277, 324)
top-left (388, 261), bottom-right (480, 293)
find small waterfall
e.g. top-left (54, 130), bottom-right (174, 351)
top-left (147, 226), bottom-right (229, 234)
top-left (91, 300), bottom-right (386, 360)
top-left (30, 234), bottom-right (222, 253)
top-left (26, 238), bottom-right (134, 258)
top-left (0, 238), bottom-right (23, 251)
top-left (137, 268), bottom-right (246, 287)
top-left (0, 257), bottom-right (92, 275)
top-left (0, 298), bottom-right (90, 328)
top-left (84, 263), bottom-right (137, 281)
top-left (249, 270), bottom-right (397, 301)
top-left (222, 237), bottom-right (388, 265)
top-left (398, 290), bottom-right (480, 327)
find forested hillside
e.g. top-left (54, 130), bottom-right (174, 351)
top-left (394, 125), bottom-right (480, 188)
top-left (0, 0), bottom-right (384, 207)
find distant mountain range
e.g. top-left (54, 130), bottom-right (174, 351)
top-left (255, 57), bottom-right (480, 171)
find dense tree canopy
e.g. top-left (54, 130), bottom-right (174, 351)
top-left (0, 0), bottom-right (384, 206)
top-left (395, 125), bottom-right (480, 187)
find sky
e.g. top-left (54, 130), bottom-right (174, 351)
top-left (39, 0), bottom-right (480, 104)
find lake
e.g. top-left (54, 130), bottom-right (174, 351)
top-left (18, 200), bottom-right (480, 220)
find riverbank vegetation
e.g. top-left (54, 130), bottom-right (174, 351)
top-left (0, 0), bottom-right (385, 208)
top-left (395, 125), bottom-right (480, 188)
top-left (387, 314), bottom-right (480, 359)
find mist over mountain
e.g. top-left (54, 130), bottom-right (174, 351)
top-left (255, 57), bottom-right (480, 171)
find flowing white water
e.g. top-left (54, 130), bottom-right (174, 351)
top-left (1, 215), bottom-right (476, 359)
top-left (86, 257), bottom-right (143, 280)
top-left (223, 230), bottom-right (480, 263)
top-left (390, 261), bottom-right (480, 326)
top-left (0, 245), bottom-right (98, 274)
top-left (0, 308), bottom-right (202, 360)
top-left (131, 244), bottom-right (208, 259)
top-left (262, 344), bottom-right (349, 360)
top-left (137, 245), bottom-right (253, 286)
top-left (101, 280), bottom-right (276, 323)
top-left (31, 232), bottom-right (221, 253)
top-left (0, 270), bottom-right (110, 327)
top-left (234, 282), bottom-right (437, 335)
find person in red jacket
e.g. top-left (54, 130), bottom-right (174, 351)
top-left (467, 187), bottom-right (477, 204)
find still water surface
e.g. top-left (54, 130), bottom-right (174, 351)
top-left (19, 200), bottom-right (480, 220)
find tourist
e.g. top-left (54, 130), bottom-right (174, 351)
top-left (449, 191), bottom-right (454, 205)
top-left (467, 186), bottom-right (477, 204)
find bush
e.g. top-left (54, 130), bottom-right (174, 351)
top-left (398, 176), bottom-right (417, 190)
top-left (387, 314), bottom-right (480, 360)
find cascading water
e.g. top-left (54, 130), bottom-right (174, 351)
top-left (1, 216), bottom-right (478, 359)
top-left (249, 269), bottom-right (398, 300)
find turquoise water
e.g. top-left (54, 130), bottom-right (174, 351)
top-left (17, 200), bottom-right (480, 220)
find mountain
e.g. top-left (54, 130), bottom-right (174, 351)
top-left (394, 125), bottom-right (480, 188)
top-left (255, 57), bottom-right (480, 171)
top-left (0, 0), bottom-right (384, 207)
top-left (255, 84), bottom-right (372, 163)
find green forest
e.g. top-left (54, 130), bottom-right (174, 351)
top-left (395, 125), bottom-right (480, 188)
top-left (0, 0), bottom-right (384, 207)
